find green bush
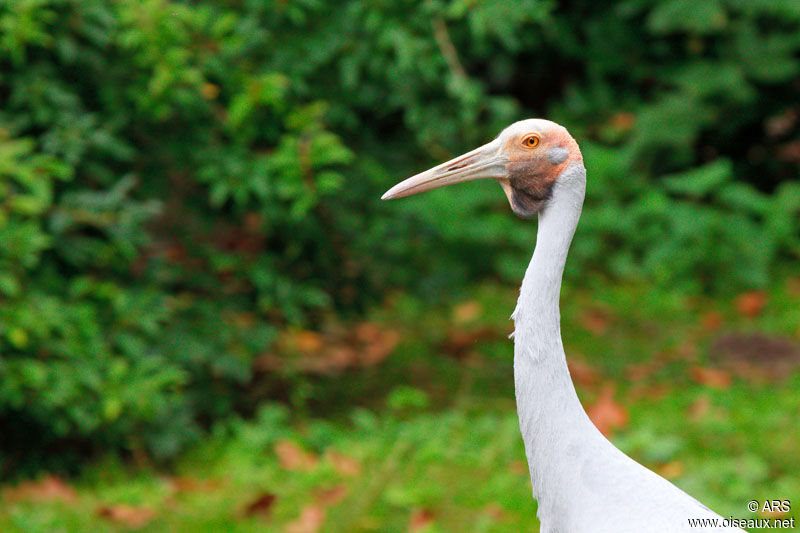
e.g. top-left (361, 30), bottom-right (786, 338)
top-left (0, 0), bottom-right (799, 474)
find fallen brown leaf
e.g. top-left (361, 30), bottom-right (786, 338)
top-left (688, 395), bottom-right (711, 422)
top-left (735, 291), bottom-right (767, 318)
top-left (690, 366), bottom-right (732, 389)
top-left (440, 328), bottom-right (498, 357)
top-left (700, 311), bottom-right (723, 331)
top-left (586, 384), bottom-right (628, 437)
top-left (579, 309), bottom-right (613, 335)
top-left (786, 277), bottom-right (800, 298)
top-left (264, 322), bottom-right (400, 375)
top-left (97, 504), bottom-right (155, 528)
top-left (483, 502), bottom-right (506, 522)
top-left (315, 485), bottom-right (348, 506)
top-left (674, 341), bottom-right (699, 362)
top-left (168, 476), bottom-right (220, 493)
top-left (778, 139), bottom-right (800, 164)
top-left (243, 212), bottom-right (262, 232)
top-left (318, 345), bottom-right (359, 372)
top-left (275, 440), bottom-right (318, 471)
top-left (656, 461), bottom-right (684, 480)
top-left (624, 362), bottom-right (658, 382)
top-left (609, 112), bottom-right (635, 132)
top-left (360, 325), bottom-right (400, 367)
top-left (285, 503), bottom-right (326, 533)
top-left (201, 83), bottom-right (220, 100)
top-left (508, 460), bottom-right (528, 476)
top-left (292, 331), bottom-right (325, 353)
top-left (643, 384), bottom-right (669, 399)
top-left (765, 108), bottom-right (798, 137)
top-left (453, 300), bottom-right (482, 324)
top-left (243, 492), bottom-right (277, 517)
top-left (409, 508), bottom-right (435, 532)
top-left (326, 450), bottom-right (361, 477)
top-left (3, 475), bottom-right (77, 503)
top-left (567, 358), bottom-right (601, 387)
top-left (354, 322), bottom-right (382, 343)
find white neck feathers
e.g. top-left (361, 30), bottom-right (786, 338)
top-left (510, 163), bottom-right (600, 508)
top-left (512, 162), bottom-right (586, 345)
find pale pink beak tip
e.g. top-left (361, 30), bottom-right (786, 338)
top-left (380, 139), bottom-right (506, 202)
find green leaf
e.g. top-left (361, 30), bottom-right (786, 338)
top-left (662, 159), bottom-right (732, 197)
top-left (648, 0), bottom-right (728, 34)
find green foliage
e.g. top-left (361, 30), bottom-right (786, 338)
top-left (0, 0), bottom-right (799, 473)
top-left (1, 368), bottom-right (798, 531)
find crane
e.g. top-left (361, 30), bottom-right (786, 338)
top-left (382, 119), bottom-right (743, 532)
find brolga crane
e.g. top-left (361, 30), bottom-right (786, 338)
top-left (382, 119), bottom-right (743, 532)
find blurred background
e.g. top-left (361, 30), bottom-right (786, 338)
top-left (1, 0), bottom-right (799, 531)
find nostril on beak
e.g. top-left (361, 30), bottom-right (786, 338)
top-left (445, 153), bottom-right (478, 172)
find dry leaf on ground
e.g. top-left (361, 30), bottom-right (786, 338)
top-left (700, 311), bottom-right (723, 331)
top-left (508, 460), bottom-right (528, 476)
top-left (3, 476), bottom-right (77, 503)
top-left (288, 331), bottom-right (325, 353)
top-left (263, 323), bottom-right (399, 375)
top-left (275, 440), bottom-right (318, 471)
top-left (609, 112), bottom-right (635, 132)
top-left (690, 366), bottom-right (732, 389)
top-left (735, 291), bottom-right (767, 318)
top-left (625, 362), bottom-right (659, 382)
top-left (786, 277), bottom-right (800, 297)
top-left (97, 504), bottom-right (155, 528)
top-left (243, 492), bottom-right (277, 517)
top-left (409, 508), bottom-right (435, 532)
top-left (778, 139), bottom-right (800, 164)
top-left (567, 358), bottom-right (601, 387)
top-left (315, 485), bottom-right (348, 506)
top-left (657, 461), bottom-right (684, 480)
top-left (579, 308), bottom-right (614, 335)
top-left (586, 384), bottom-right (628, 437)
top-left (688, 395), bottom-right (712, 421)
top-left (453, 300), bottom-right (482, 324)
top-left (440, 328), bottom-right (498, 357)
top-left (326, 450), bottom-right (361, 477)
top-left (168, 476), bottom-right (220, 493)
top-left (483, 502), bottom-right (506, 522)
top-left (285, 504), bottom-right (326, 533)
top-left (674, 341), bottom-right (699, 362)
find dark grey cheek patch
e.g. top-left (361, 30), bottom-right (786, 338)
top-left (510, 190), bottom-right (541, 219)
top-left (547, 146), bottom-right (569, 165)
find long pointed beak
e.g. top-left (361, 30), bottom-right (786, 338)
top-left (381, 140), bottom-right (508, 200)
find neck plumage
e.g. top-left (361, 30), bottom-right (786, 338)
top-left (511, 163), bottom-right (602, 508)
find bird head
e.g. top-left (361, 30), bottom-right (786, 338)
top-left (381, 119), bottom-right (582, 218)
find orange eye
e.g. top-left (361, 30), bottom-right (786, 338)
top-left (522, 135), bottom-right (540, 148)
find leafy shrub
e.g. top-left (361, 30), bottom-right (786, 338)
top-left (0, 0), bottom-right (798, 473)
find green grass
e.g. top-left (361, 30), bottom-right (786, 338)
top-left (2, 279), bottom-right (799, 532)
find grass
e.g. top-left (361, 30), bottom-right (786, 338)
top-left (1, 278), bottom-right (799, 532)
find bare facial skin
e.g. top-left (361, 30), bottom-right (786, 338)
top-left (382, 119), bottom-right (583, 219)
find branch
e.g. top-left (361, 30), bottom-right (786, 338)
top-left (432, 16), bottom-right (467, 81)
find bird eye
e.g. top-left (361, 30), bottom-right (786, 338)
top-left (522, 135), bottom-right (540, 148)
